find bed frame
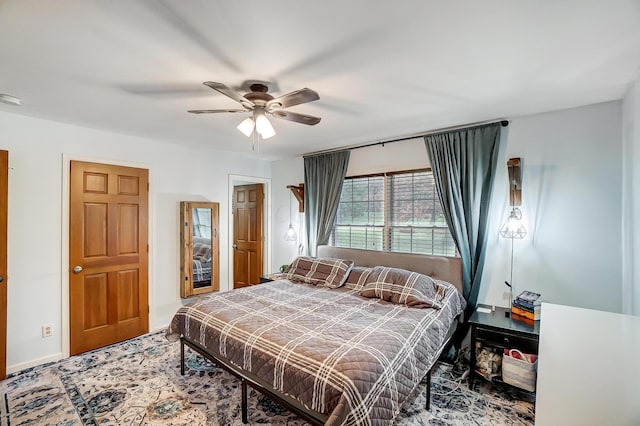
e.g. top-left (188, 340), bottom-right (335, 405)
top-left (180, 246), bottom-right (463, 424)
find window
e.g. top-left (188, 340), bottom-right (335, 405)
top-left (334, 175), bottom-right (385, 250)
top-left (331, 170), bottom-right (458, 256)
top-left (192, 207), bottom-right (212, 238)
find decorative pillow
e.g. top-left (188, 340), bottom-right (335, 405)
top-left (192, 242), bottom-right (212, 262)
top-left (285, 256), bottom-right (354, 288)
top-left (343, 266), bottom-right (376, 291)
top-left (359, 266), bottom-right (444, 309)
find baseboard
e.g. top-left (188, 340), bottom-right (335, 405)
top-left (7, 352), bottom-right (64, 375)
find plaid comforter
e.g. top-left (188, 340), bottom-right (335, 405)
top-left (192, 259), bottom-right (211, 283)
top-left (167, 279), bottom-right (466, 425)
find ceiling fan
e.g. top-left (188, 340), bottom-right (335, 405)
top-left (188, 81), bottom-right (321, 139)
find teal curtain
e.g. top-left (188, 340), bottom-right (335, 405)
top-left (424, 123), bottom-right (501, 308)
top-left (304, 150), bottom-right (350, 256)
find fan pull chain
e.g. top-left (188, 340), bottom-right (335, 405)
top-left (252, 129), bottom-right (256, 152)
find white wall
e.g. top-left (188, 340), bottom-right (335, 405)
top-left (272, 101), bottom-right (625, 314)
top-left (346, 138), bottom-right (429, 176)
top-left (0, 111), bottom-right (270, 371)
top-left (622, 77), bottom-right (640, 316)
top-left (480, 101), bottom-right (622, 313)
top-left (271, 156), bottom-right (304, 271)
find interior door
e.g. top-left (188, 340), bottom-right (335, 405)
top-left (0, 151), bottom-right (7, 379)
top-left (233, 184), bottom-right (263, 288)
top-left (69, 161), bottom-right (149, 355)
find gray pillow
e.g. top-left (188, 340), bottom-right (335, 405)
top-left (285, 256), bottom-right (354, 288)
top-left (359, 266), bottom-right (444, 309)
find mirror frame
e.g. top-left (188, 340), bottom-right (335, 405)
top-left (180, 201), bottom-right (220, 298)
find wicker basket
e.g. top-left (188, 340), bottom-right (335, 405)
top-left (502, 349), bottom-right (538, 392)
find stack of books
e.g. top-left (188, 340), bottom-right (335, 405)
top-left (511, 290), bottom-right (541, 321)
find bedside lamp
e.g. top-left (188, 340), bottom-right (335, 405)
top-left (284, 190), bottom-right (298, 242)
top-left (500, 158), bottom-right (526, 317)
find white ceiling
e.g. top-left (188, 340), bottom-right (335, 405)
top-left (1, 1), bottom-right (639, 160)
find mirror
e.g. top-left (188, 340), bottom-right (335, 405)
top-left (180, 201), bottom-right (219, 298)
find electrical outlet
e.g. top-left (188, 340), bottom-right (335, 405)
top-left (42, 324), bottom-right (53, 338)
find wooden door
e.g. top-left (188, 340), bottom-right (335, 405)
top-left (233, 184), bottom-right (263, 288)
top-left (0, 151), bottom-right (7, 379)
top-left (69, 161), bottom-right (148, 355)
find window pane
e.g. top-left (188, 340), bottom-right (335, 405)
top-left (333, 225), bottom-right (383, 251)
top-left (390, 227), bottom-right (412, 253)
top-left (389, 226), bottom-right (457, 256)
top-left (336, 201), bottom-right (353, 224)
top-left (369, 178), bottom-right (385, 201)
top-left (333, 225), bottom-right (352, 247)
top-left (370, 200), bottom-right (384, 225)
top-left (352, 179), bottom-right (369, 201)
top-left (340, 179), bottom-right (353, 202)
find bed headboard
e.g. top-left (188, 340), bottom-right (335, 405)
top-left (316, 245), bottom-right (463, 294)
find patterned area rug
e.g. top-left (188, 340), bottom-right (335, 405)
top-left (1, 331), bottom-right (534, 425)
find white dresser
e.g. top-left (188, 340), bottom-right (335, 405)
top-left (535, 303), bottom-right (640, 425)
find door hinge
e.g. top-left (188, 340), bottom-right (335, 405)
top-left (147, 244), bottom-right (149, 252)
top-left (147, 182), bottom-right (149, 191)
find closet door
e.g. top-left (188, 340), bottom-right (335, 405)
top-left (69, 161), bottom-right (149, 355)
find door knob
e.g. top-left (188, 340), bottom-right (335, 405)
top-left (72, 265), bottom-right (83, 274)
top-left (0, 276), bottom-right (3, 283)
top-left (232, 244), bottom-right (238, 249)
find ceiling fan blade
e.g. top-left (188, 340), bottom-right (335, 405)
top-left (271, 110), bottom-right (321, 126)
top-left (188, 109), bottom-right (247, 114)
top-left (203, 82), bottom-right (254, 108)
top-left (268, 88), bottom-right (319, 110)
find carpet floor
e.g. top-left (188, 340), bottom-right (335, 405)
top-left (1, 331), bottom-right (534, 425)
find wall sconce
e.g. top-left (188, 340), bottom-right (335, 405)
top-left (500, 158), bottom-right (526, 316)
top-left (500, 158), bottom-right (526, 239)
top-left (284, 190), bottom-right (297, 242)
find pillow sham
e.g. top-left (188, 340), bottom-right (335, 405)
top-left (285, 256), bottom-right (353, 288)
top-left (192, 242), bottom-right (212, 262)
top-left (359, 266), bottom-right (444, 309)
top-left (343, 266), bottom-right (376, 291)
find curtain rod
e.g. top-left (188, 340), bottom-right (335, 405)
top-left (304, 119), bottom-right (509, 157)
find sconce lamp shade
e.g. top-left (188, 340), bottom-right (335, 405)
top-left (284, 189), bottom-right (297, 242)
top-left (237, 117), bottom-right (255, 137)
top-left (237, 112), bottom-right (276, 139)
top-left (284, 224), bottom-right (297, 241)
top-left (500, 207), bottom-right (527, 239)
top-left (255, 113), bottom-right (276, 139)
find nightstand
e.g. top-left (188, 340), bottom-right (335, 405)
top-left (468, 306), bottom-right (540, 390)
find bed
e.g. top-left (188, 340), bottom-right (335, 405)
top-left (167, 245), bottom-right (465, 425)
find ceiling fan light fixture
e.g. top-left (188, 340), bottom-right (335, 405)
top-left (191, 81), bottom-right (320, 142)
top-left (237, 116), bottom-right (255, 137)
top-left (256, 113), bottom-right (275, 139)
top-left (0, 94), bottom-right (21, 106)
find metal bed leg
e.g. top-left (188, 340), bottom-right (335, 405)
top-left (241, 379), bottom-right (248, 423)
top-left (425, 369), bottom-right (432, 411)
top-left (180, 338), bottom-right (185, 376)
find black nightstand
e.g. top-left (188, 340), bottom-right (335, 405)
top-left (259, 275), bottom-right (273, 284)
top-left (468, 306), bottom-right (540, 390)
